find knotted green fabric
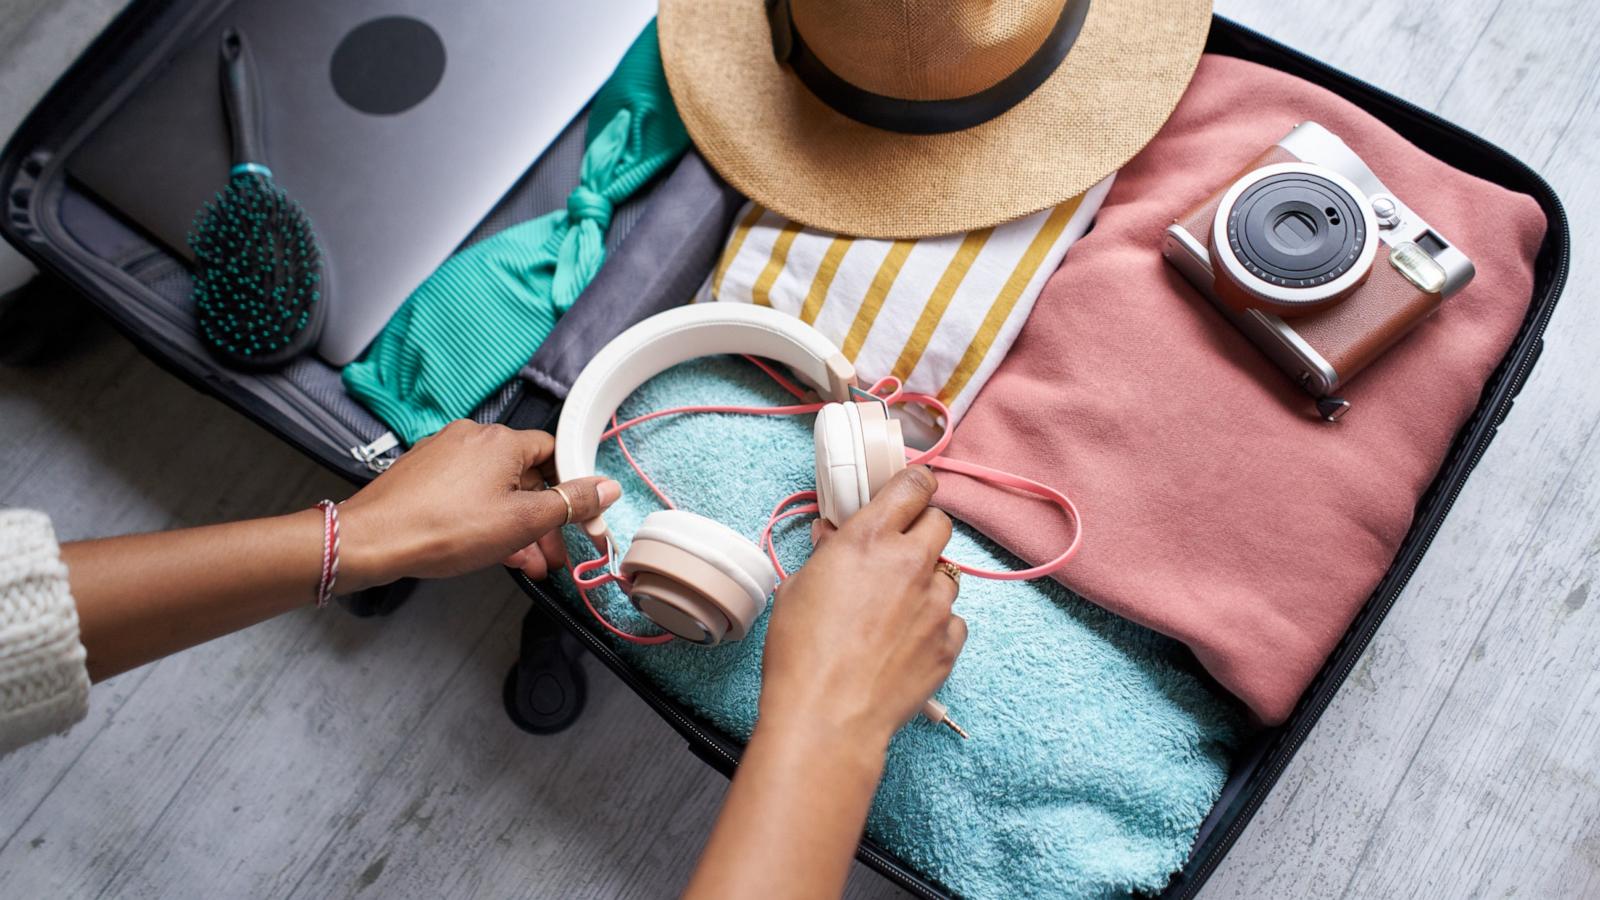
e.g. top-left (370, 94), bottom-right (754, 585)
top-left (343, 21), bottom-right (688, 444)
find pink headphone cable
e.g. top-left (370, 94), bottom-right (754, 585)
top-left (567, 356), bottom-right (1081, 643)
top-left (757, 456), bottom-right (1081, 581)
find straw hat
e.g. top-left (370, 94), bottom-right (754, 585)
top-left (659, 0), bottom-right (1212, 239)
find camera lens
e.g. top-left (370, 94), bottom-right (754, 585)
top-left (1210, 161), bottom-right (1380, 315)
top-left (1226, 171), bottom-right (1367, 290)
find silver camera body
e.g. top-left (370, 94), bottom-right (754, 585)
top-left (1162, 122), bottom-right (1475, 415)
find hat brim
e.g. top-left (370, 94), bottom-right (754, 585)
top-left (659, 0), bottom-right (1212, 239)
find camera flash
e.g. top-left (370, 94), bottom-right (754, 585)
top-left (1389, 241), bottom-right (1448, 294)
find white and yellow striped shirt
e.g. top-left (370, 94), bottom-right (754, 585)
top-left (698, 175), bottom-right (1114, 432)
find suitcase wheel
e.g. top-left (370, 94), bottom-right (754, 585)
top-left (340, 577), bottom-right (418, 617)
top-left (0, 273), bottom-right (96, 366)
top-left (503, 605), bottom-right (587, 735)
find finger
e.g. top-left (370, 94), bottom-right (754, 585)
top-left (534, 438), bottom-right (560, 485)
top-left (505, 428), bottom-right (557, 475)
top-left (519, 466), bottom-right (546, 492)
top-left (503, 543), bottom-right (549, 581)
top-left (945, 614), bottom-right (969, 660)
top-left (536, 527), bottom-right (569, 571)
top-left (927, 565), bottom-right (959, 614)
top-left (905, 507), bottom-right (953, 562)
top-left (505, 428), bottom-right (568, 490)
top-left (514, 477), bottom-right (622, 533)
top-left (810, 518), bottom-right (838, 548)
top-left (852, 465), bottom-right (938, 534)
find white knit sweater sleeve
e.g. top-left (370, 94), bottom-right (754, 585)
top-left (0, 509), bottom-right (89, 754)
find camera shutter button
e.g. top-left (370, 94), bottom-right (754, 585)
top-left (1372, 195), bottom-right (1401, 229)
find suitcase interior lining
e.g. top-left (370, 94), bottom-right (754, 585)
top-left (45, 105), bottom-right (653, 470)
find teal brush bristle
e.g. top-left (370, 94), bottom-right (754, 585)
top-left (188, 171), bottom-right (322, 367)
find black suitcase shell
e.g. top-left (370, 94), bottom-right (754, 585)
top-left (0, 5), bottom-right (1569, 897)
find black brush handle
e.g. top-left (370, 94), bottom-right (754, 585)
top-left (219, 28), bottom-right (267, 170)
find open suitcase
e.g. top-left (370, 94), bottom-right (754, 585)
top-left (0, 3), bottom-right (1569, 897)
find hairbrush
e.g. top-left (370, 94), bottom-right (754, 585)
top-left (188, 27), bottom-right (324, 369)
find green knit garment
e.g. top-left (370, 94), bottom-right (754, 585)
top-left (343, 21), bottom-right (689, 444)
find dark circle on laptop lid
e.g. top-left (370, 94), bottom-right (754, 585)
top-left (330, 16), bottom-right (446, 116)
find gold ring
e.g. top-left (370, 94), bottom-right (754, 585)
top-left (935, 560), bottom-right (962, 587)
top-left (550, 483), bottom-right (575, 526)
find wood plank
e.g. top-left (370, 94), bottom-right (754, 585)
top-left (1217, 0), bottom-right (1508, 111)
top-left (0, 341), bottom-right (514, 894)
top-left (283, 599), bottom-right (738, 900)
top-left (0, 0), bottom-right (123, 134)
top-left (0, 341), bottom-right (335, 842)
top-left (0, 0), bottom-right (125, 305)
top-left (0, 569), bottom-right (514, 897)
top-left (278, 598), bottom-right (900, 900)
top-left (72, 579), bottom-right (518, 899)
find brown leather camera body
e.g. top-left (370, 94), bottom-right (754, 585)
top-left (1174, 146), bottom-right (1442, 386)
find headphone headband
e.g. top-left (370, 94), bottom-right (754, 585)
top-left (555, 303), bottom-right (856, 542)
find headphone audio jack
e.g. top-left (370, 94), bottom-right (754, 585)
top-left (922, 698), bottom-right (969, 739)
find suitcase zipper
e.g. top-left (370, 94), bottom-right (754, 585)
top-left (511, 571), bottom-right (946, 898)
top-left (77, 250), bottom-right (390, 467)
top-left (350, 431), bottom-right (400, 472)
top-left (1169, 18), bottom-right (1571, 900)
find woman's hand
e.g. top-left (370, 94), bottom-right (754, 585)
top-left (61, 420), bottom-right (616, 682)
top-left (761, 464), bottom-right (967, 750)
top-left (684, 466), bottom-right (965, 900)
top-left (338, 420), bottom-right (621, 590)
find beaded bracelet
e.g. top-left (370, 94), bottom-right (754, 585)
top-left (314, 499), bottom-right (341, 608)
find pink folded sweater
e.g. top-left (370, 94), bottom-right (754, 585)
top-left (936, 54), bottom-right (1546, 724)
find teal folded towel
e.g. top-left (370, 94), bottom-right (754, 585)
top-left (343, 21), bottom-right (689, 444)
top-left (558, 356), bottom-right (1244, 900)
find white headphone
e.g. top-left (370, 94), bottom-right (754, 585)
top-left (554, 303), bottom-right (908, 646)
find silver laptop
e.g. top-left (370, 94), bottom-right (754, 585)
top-left (68, 0), bottom-right (654, 365)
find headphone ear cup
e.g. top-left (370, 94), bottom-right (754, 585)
top-left (815, 402), bottom-right (866, 527)
top-left (815, 401), bottom-right (908, 526)
top-left (620, 511), bottom-right (776, 645)
top-left (855, 402), bottom-right (907, 504)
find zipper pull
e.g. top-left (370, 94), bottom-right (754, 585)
top-left (350, 431), bottom-right (400, 472)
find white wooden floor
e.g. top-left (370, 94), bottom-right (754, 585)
top-left (1, 0), bottom-right (1597, 897)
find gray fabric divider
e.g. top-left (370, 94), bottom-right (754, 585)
top-left (519, 152), bottom-right (744, 399)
